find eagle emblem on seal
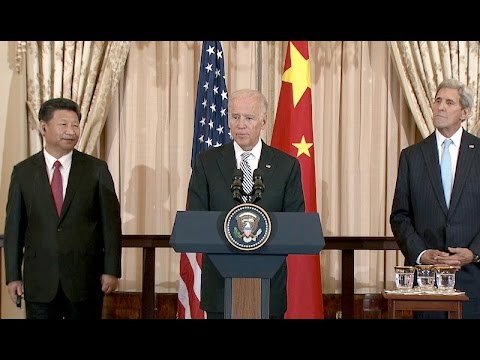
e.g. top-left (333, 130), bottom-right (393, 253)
top-left (224, 204), bottom-right (271, 251)
top-left (235, 211), bottom-right (262, 243)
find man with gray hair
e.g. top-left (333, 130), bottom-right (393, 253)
top-left (390, 78), bottom-right (480, 318)
top-left (186, 89), bottom-right (305, 319)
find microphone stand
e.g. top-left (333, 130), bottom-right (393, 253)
top-left (231, 169), bottom-right (244, 203)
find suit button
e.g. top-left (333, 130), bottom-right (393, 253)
top-left (446, 223), bottom-right (450, 228)
top-left (57, 228), bottom-right (62, 232)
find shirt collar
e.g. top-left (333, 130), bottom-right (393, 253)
top-left (43, 149), bottom-right (73, 170)
top-left (435, 127), bottom-right (463, 149)
top-left (233, 139), bottom-right (262, 160)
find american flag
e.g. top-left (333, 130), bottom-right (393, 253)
top-left (177, 41), bottom-right (231, 319)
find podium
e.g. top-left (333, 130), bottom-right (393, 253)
top-left (170, 210), bottom-right (324, 319)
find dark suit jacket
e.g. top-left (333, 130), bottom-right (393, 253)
top-left (390, 130), bottom-right (480, 299)
top-left (4, 149), bottom-right (122, 303)
top-left (187, 141), bottom-right (305, 315)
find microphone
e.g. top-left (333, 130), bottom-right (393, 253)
top-left (231, 169), bottom-right (243, 202)
top-left (252, 169), bottom-right (265, 203)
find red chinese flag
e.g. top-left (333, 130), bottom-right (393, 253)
top-left (271, 41), bottom-right (324, 318)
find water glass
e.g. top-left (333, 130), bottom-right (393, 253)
top-left (415, 264), bottom-right (435, 290)
top-left (394, 266), bottom-right (415, 292)
top-left (435, 266), bottom-right (457, 293)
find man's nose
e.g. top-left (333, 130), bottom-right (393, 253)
top-left (237, 118), bottom-right (247, 127)
top-left (65, 124), bottom-right (77, 134)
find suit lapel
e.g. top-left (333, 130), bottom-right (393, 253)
top-left (60, 150), bottom-right (83, 220)
top-left (257, 141), bottom-right (275, 185)
top-left (421, 133), bottom-right (448, 215)
top-left (218, 143), bottom-right (237, 189)
top-left (449, 130), bottom-right (478, 215)
top-left (32, 152), bottom-right (59, 217)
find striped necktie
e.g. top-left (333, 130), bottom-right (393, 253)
top-left (240, 152), bottom-right (253, 203)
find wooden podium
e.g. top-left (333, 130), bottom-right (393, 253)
top-left (170, 210), bottom-right (324, 319)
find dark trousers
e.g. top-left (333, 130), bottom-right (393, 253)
top-left (26, 284), bottom-right (104, 320)
top-left (207, 312), bottom-right (284, 319)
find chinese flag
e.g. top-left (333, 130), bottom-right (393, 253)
top-left (271, 41), bottom-right (324, 318)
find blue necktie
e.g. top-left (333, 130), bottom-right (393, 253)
top-left (441, 139), bottom-right (453, 208)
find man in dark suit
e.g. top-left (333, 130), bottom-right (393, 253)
top-left (390, 79), bottom-right (480, 318)
top-left (187, 89), bottom-right (305, 319)
top-left (4, 98), bottom-right (122, 319)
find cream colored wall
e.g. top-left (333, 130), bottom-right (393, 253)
top-left (0, 41), bottom-right (28, 318)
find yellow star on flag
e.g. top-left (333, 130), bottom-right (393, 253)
top-left (292, 135), bottom-right (313, 157)
top-left (282, 42), bottom-right (311, 107)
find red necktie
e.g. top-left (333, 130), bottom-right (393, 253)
top-left (51, 160), bottom-right (63, 216)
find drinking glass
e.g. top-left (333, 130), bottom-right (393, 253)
top-left (415, 264), bottom-right (435, 290)
top-left (434, 266), bottom-right (457, 293)
top-left (394, 266), bottom-right (415, 292)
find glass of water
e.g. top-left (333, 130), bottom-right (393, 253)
top-left (394, 266), bottom-right (415, 292)
top-left (434, 266), bottom-right (457, 293)
top-left (415, 265), bottom-right (435, 290)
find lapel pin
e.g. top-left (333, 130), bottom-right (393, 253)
top-left (469, 144), bottom-right (475, 149)
top-left (266, 164), bottom-right (271, 168)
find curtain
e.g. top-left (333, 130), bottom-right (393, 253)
top-left (390, 41), bottom-right (480, 138)
top-left (25, 41), bottom-right (130, 156)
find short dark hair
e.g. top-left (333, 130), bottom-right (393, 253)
top-left (38, 98), bottom-right (82, 122)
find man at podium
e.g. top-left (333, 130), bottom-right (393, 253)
top-left (187, 89), bottom-right (305, 319)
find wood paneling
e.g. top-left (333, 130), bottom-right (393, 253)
top-left (102, 292), bottom-right (177, 319)
top-left (102, 292), bottom-right (393, 319)
top-left (231, 278), bottom-right (261, 319)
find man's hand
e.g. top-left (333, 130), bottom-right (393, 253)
top-left (420, 249), bottom-right (450, 265)
top-left (100, 274), bottom-right (119, 294)
top-left (443, 247), bottom-right (474, 267)
top-left (7, 281), bottom-right (23, 304)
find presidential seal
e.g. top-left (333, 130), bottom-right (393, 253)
top-left (224, 203), bottom-right (271, 251)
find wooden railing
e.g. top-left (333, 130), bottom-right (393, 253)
top-left (0, 235), bottom-right (399, 319)
top-left (121, 235), bottom-right (170, 318)
top-left (324, 236), bottom-right (399, 318)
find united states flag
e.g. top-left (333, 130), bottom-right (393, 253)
top-left (177, 41), bottom-right (230, 319)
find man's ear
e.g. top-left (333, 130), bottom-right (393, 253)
top-left (461, 108), bottom-right (471, 122)
top-left (39, 121), bottom-right (46, 134)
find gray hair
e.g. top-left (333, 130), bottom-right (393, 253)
top-left (436, 78), bottom-right (474, 111)
top-left (229, 89), bottom-right (268, 115)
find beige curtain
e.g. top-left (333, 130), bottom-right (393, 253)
top-left (390, 41), bottom-right (480, 138)
top-left (24, 41), bottom-right (130, 156)
top-left (103, 41), bottom-right (416, 295)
